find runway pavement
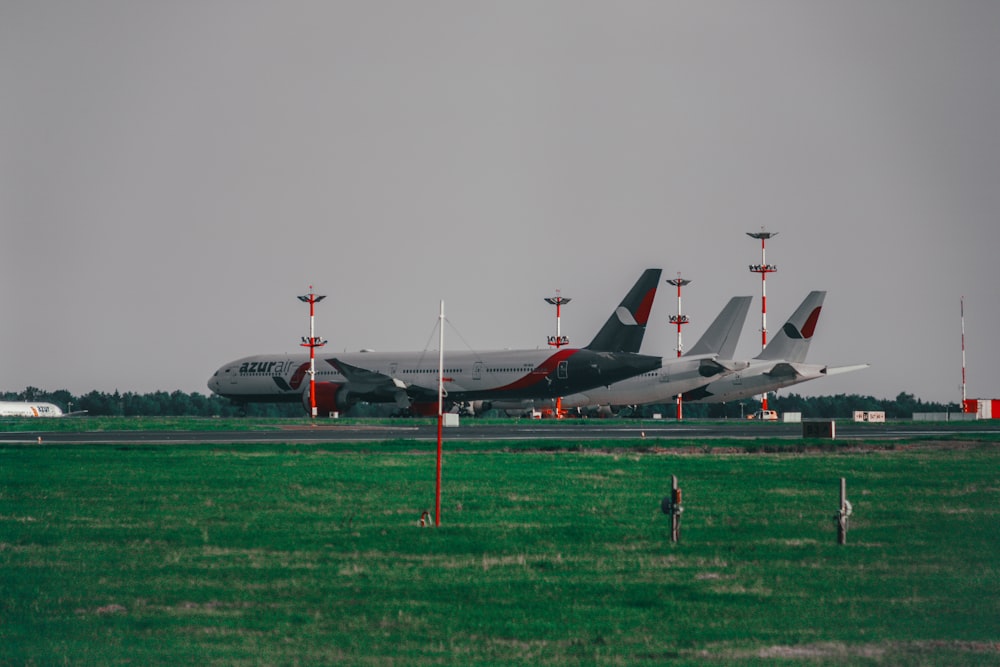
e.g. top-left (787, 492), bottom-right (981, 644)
top-left (1, 419), bottom-right (995, 445)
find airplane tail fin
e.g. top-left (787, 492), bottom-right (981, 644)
top-left (585, 268), bottom-right (661, 353)
top-left (685, 296), bottom-right (753, 359)
top-left (755, 290), bottom-right (826, 363)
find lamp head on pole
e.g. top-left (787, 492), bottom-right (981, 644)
top-left (747, 227), bottom-right (778, 240)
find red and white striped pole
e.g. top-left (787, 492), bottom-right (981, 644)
top-left (545, 291), bottom-right (571, 417)
top-left (748, 230), bottom-right (777, 411)
top-left (297, 287), bottom-right (327, 418)
top-left (666, 274), bottom-right (691, 420)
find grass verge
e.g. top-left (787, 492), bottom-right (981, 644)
top-left (2, 439), bottom-right (998, 665)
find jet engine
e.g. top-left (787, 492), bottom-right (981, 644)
top-left (302, 382), bottom-right (351, 416)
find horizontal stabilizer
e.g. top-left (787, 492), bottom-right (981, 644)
top-left (697, 358), bottom-right (732, 378)
top-left (765, 362), bottom-right (804, 378)
top-left (822, 363), bottom-right (871, 376)
top-left (715, 359), bottom-right (751, 373)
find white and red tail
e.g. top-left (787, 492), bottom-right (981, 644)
top-left (755, 291), bottom-right (826, 364)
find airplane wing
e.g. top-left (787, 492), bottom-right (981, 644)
top-left (328, 358), bottom-right (413, 407)
top-left (765, 362), bottom-right (803, 378)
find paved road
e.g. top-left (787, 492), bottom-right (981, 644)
top-left (1, 419), bottom-right (995, 445)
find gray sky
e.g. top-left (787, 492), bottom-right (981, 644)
top-left (3, 1), bottom-right (998, 404)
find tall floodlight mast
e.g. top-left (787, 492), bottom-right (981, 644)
top-left (666, 274), bottom-right (691, 420)
top-left (297, 288), bottom-right (327, 418)
top-left (545, 291), bottom-right (571, 418)
top-left (747, 229), bottom-right (778, 411)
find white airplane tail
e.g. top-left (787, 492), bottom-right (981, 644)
top-left (756, 290), bottom-right (826, 364)
top-left (685, 296), bottom-right (753, 359)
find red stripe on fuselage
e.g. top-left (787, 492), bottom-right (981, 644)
top-left (489, 348), bottom-right (579, 392)
top-left (289, 362), bottom-right (311, 390)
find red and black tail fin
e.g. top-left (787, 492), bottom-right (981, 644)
top-left (585, 269), bottom-right (661, 353)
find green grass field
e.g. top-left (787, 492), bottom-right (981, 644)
top-left (2, 437), bottom-right (998, 665)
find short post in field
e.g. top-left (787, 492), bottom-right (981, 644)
top-left (835, 477), bottom-right (852, 545)
top-left (435, 300), bottom-right (444, 527)
top-left (661, 475), bottom-right (684, 543)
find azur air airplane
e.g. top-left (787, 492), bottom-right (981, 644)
top-left (683, 290), bottom-right (869, 404)
top-left (207, 270), bottom-right (663, 415)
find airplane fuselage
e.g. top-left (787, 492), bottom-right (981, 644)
top-left (683, 360), bottom-right (832, 404)
top-left (208, 348), bottom-right (661, 410)
top-left (487, 354), bottom-right (747, 412)
top-left (557, 355), bottom-right (748, 409)
top-left (0, 401), bottom-right (64, 417)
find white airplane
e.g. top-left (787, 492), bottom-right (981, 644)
top-left (208, 270), bottom-right (665, 416)
top-left (683, 290), bottom-right (870, 404)
top-left (480, 295), bottom-right (754, 416)
top-left (0, 401), bottom-right (64, 417)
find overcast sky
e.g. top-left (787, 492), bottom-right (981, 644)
top-left (3, 1), bottom-right (998, 405)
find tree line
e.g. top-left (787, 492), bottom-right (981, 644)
top-left (630, 391), bottom-right (957, 420)
top-left (3, 388), bottom-right (301, 418)
top-left (4, 387), bottom-right (959, 419)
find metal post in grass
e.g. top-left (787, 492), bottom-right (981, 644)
top-left (435, 300), bottom-right (444, 527)
top-left (835, 477), bottom-right (852, 545)
top-left (661, 475), bottom-right (684, 543)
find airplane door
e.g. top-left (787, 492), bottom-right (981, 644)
top-left (557, 360), bottom-right (568, 380)
top-left (474, 362), bottom-right (484, 381)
